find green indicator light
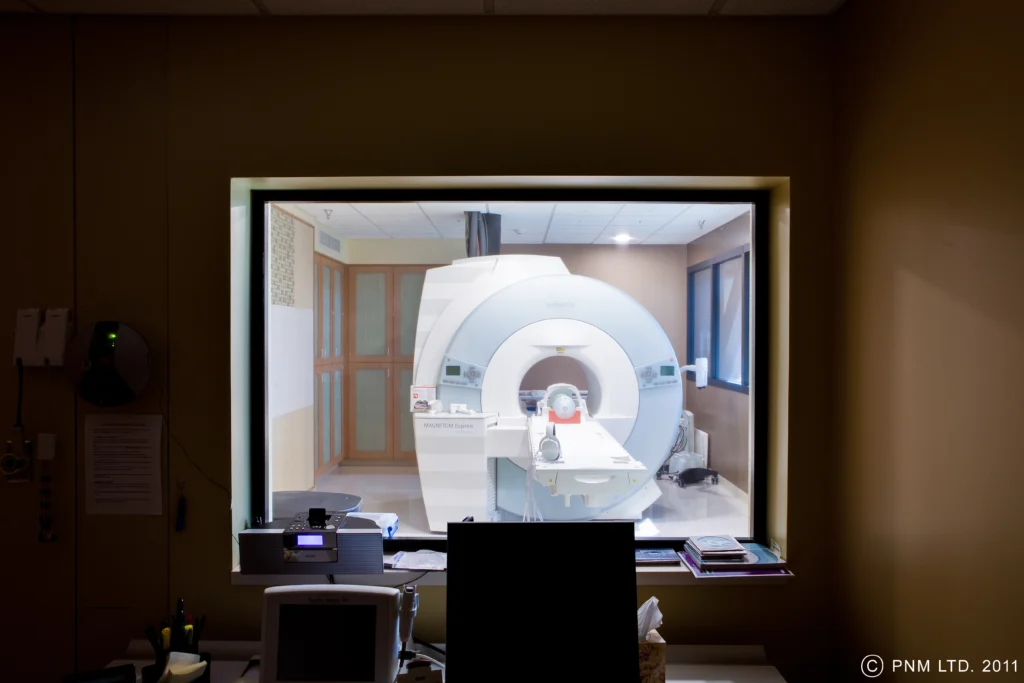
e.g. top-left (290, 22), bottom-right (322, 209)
top-left (107, 332), bottom-right (117, 340)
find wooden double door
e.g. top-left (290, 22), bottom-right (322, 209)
top-left (314, 259), bottom-right (429, 474)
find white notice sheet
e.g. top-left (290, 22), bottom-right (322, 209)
top-left (85, 414), bottom-right (163, 515)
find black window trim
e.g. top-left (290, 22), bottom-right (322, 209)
top-left (249, 187), bottom-right (771, 550)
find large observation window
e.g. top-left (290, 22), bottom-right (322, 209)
top-left (249, 189), bottom-right (769, 547)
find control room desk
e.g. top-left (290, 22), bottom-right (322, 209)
top-left (111, 642), bottom-right (787, 683)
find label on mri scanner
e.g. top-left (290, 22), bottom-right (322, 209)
top-left (417, 418), bottom-right (486, 436)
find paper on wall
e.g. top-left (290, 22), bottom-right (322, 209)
top-left (85, 414), bottom-right (162, 515)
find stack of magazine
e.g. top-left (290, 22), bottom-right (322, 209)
top-left (680, 535), bottom-right (792, 579)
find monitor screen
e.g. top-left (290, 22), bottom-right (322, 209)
top-left (660, 366), bottom-right (675, 376)
top-left (446, 522), bottom-right (638, 683)
top-left (445, 365), bottom-right (461, 377)
top-left (276, 604), bottom-right (377, 682)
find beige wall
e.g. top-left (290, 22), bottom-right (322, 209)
top-left (272, 406), bottom-right (315, 492)
top-left (685, 213), bottom-right (752, 492)
top-left (344, 238), bottom-right (466, 265)
top-left (0, 15), bottom-right (836, 681)
top-left (269, 206), bottom-right (315, 493)
top-left (836, 0), bottom-right (1024, 677)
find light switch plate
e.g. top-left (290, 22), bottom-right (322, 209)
top-left (13, 309), bottom-right (44, 366)
top-left (40, 308), bottom-right (70, 366)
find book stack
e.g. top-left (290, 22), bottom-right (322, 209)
top-left (680, 535), bottom-right (792, 579)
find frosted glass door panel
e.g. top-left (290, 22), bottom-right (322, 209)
top-left (397, 366), bottom-right (414, 456)
top-left (353, 272), bottom-right (388, 357)
top-left (320, 265), bottom-right (331, 358)
top-left (333, 370), bottom-right (343, 460)
top-left (396, 271), bottom-right (426, 358)
top-left (320, 372), bottom-right (330, 465)
top-left (353, 367), bottom-right (389, 457)
top-left (332, 269), bottom-right (343, 357)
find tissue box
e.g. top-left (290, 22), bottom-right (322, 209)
top-left (638, 629), bottom-right (667, 683)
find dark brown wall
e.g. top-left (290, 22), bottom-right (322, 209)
top-left (0, 14), bottom-right (837, 682)
top-left (836, 0), bottom-right (1024, 678)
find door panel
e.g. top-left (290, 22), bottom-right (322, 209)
top-left (349, 267), bottom-right (391, 362)
top-left (319, 263), bottom-right (331, 359)
top-left (333, 368), bottom-right (343, 462)
top-left (347, 362), bottom-right (393, 460)
top-left (332, 268), bottom-right (343, 357)
top-left (394, 363), bottom-right (415, 460)
top-left (314, 254), bottom-right (346, 477)
top-left (394, 267), bottom-right (427, 362)
top-left (319, 371), bottom-right (331, 466)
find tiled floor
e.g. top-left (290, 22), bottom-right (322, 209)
top-left (316, 463), bottom-right (750, 539)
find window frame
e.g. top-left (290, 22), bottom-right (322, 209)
top-left (687, 243), bottom-right (752, 394)
top-left (249, 188), bottom-right (771, 550)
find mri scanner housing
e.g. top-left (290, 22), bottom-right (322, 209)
top-left (411, 255), bottom-right (689, 532)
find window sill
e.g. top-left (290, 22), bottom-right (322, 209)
top-left (231, 558), bottom-right (793, 587)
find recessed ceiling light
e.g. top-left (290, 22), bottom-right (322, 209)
top-left (612, 233), bottom-right (633, 243)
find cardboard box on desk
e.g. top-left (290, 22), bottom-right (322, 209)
top-left (639, 629), bottom-right (667, 683)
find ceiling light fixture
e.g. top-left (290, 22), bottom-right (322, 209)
top-left (612, 233), bottom-right (633, 243)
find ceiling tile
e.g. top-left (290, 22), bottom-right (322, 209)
top-left (293, 203), bottom-right (387, 237)
top-left (420, 202), bottom-right (486, 216)
top-left (353, 203), bottom-right (424, 219)
top-left (420, 202), bottom-right (486, 234)
top-left (720, 0), bottom-right (846, 15)
top-left (659, 203), bottom-right (750, 232)
top-left (33, 0), bottom-right (259, 13)
top-left (486, 202), bottom-right (556, 216)
top-left (553, 202), bottom-right (624, 216)
top-left (606, 215), bottom-right (678, 229)
top-left (616, 203), bottom-right (691, 217)
top-left (550, 214), bottom-right (615, 228)
top-left (545, 234), bottom-right (598, 244)
top-left (598, 226), bottom-right (659, 240)
top-left (546, 225), bottom-right (604, 235)
top-left (261, 0), bottom-right (482, 14)
top-left (500, 215), bottom-right (551, 232)
top-left (495, 0), bottom-right (717, 15)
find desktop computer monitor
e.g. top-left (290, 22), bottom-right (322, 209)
top-left (261, 585), bottom-right (402, 683)
top-left (446, 521), bottom-right (638, 683)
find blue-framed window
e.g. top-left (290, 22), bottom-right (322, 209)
top-left (687, 245), bottom-right (750, 393)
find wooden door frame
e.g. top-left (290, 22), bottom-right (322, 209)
top-left (314, 253), bottom-right (346, 476)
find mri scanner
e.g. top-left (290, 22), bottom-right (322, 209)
top-left (411, 255), bottom-right (708, 532)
